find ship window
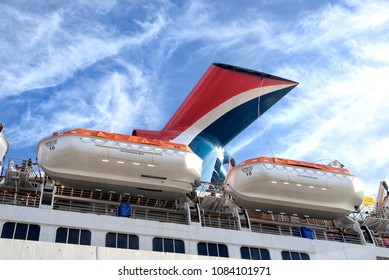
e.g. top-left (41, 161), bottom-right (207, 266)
top-left (198, 242), bottom-right (207, 255)
top-left (153, 238), bottom-right (163, 252)
top-left (152, 237), bottom-right (185, 254)
top-left (106, 233), bottom-right (116, 247)
top-left (281, 250), bottom-right (310, 260)
top-left (55, 227), bottom-right (91, 245)
top-left (55, 228), bottom-right (67, 243)
top-left (300, 253), bottom-right (310, 260)
top-left (117, 234), bottom-right (128, 249)
top-left (27, 225), bottom-right (40, 241)
top-left (1, 222), bottom-right (40, 241)
top-left (68, 228), bottom-right (80, 244)
top-left (197, 242), bottom-right (229, 258)
top-left (105, 232), bottom-right (139, 250)
top-left (240, 247), bottom-right (271, 260)
top-left (175, 239), bottom-right (185, 254)
top-left (14, 223), bottom-right (28, 239)
top-left (1, 222), bottom-right (15, 239)
top-left (208, 243), bottom-right (218, 256)
top-left (80, 230), bottom-right (91, 245)
top-left (164, 238), bottom-right (174, 252)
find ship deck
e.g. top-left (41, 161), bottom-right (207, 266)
top-left (2, 166), bottom-right (389, 261)
top-left (0, 185), bottom-right (368, 246)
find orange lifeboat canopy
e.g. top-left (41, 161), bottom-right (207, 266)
top-left (235, 156), bottom-right (352, 175)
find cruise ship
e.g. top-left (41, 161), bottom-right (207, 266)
top-left (1, 63), bottom-right (389, 260)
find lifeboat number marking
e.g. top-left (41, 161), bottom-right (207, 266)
top-left (45, 140), bottom-right (57, 151)
top-left (119, 149), bottom-right (144, 156)
top-left (297, 174), bottom-right (318, 180)
top-left (241, 166), bottom-right (253, 176)
top-left (94, 144), bottom-right (163, 156)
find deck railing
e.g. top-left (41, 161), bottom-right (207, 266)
top-left (201, 212), bottom-right (239, 231)
top-left (53, 196), bottom-right (188, 225)
top-left (249, 216), bottom-right (363, 245)
top-left (0, 189), bottom-right (40, 208)
top-left (0, 187), bottom-right (365, 246)
top-left (373, 235), bottom-right (389, 248)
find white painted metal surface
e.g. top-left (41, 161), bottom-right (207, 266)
top-left (0, 126), bottom-right (9, 173)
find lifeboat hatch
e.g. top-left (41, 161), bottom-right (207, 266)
top-left (137, 187), bottom-right (163, 192)
top-left (141, 174), bottom-right (167, 180)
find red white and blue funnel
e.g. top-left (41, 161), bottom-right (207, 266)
top-left (133, 63), bottom-right (298, 182)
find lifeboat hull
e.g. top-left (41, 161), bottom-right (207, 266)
top-left (0, 129), bottom-right (9, 172)
top-left (224, 157), bottom-right (364, 219)
top-left (37, 129), bottom-right (203, 199)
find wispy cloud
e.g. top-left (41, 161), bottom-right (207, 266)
top-left (0, 1), bottom-right (169, 142)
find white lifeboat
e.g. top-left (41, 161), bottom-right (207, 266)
top-left (224, 157), bottom-right (364, 219)
top-left (36, 128), bottom-right (203, 199)
top-left (0, 124), bottom-right (9, 173)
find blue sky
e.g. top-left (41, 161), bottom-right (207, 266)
top-left (1, 0), bottom-right (388, 196)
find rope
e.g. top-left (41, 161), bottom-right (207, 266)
top-left (257, 77), bottom-right (275, 157)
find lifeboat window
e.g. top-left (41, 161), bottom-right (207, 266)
top-left (197, 242), bottom-right (229, 258)
top-left (240, 247), bottom-right (271, 260)
top-left (1, 222), bottom-right (40, 241)
top-left (55, 227), bottom-right (91, 245)
top-left (105, 232), bottom-right (139, 250)
top-left (152, 237), bottom-right (185, 254)
top-left (281, 250), bottom-right (310, 260)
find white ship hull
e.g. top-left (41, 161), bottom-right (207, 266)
top-left (225, 157), bottom-right (364, 219)
top-left (0, 186), bottom-right (388, 261)
top-left (37, 130), bottom-right (202, 199)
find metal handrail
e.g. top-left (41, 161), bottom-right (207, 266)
top-left (201, 213), bottom-right (239, 230)
top-left (52, 196), bottom-right (189, 225)
top-left (0, 188), bottom-right (365, 245)
top-left (0, 189), bottom-right (40, 207)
